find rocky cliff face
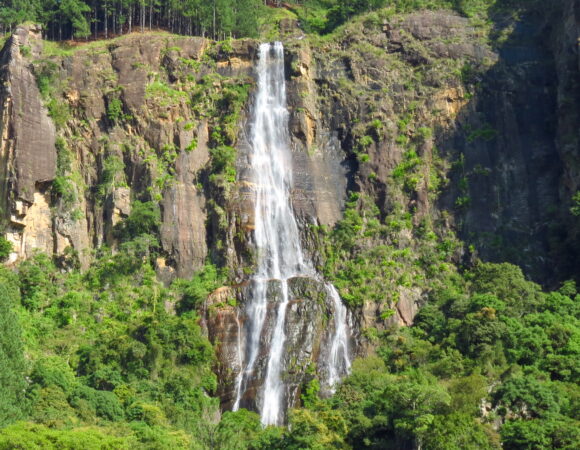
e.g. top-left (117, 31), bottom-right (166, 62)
top-left (441, 6), bottom-right (578, 282)
top-left (0, 24), bottom-right (56, 261)
top-left (1, 1), bottom-right (578, 416)
top-left (203, 276), bottom-right (353, 414)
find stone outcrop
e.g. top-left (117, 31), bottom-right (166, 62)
top-left (160, 122), bottom-right (210, 278)
top-left (0, 24), bottom-right (57, 261)
top-left (0, 27), bottom-right (348, 277)
top-left (0, 24), bottom-right (56, 202)
top-left (439, 9), bottom-right (562, 279)
top-left (203, 276), bottom-right (354, 417)
top-left (546, 0), bottom-right (580, 277)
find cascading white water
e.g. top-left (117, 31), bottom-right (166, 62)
top-left (326, 284), bottom-right (351, 390)
top-left (231, 41), bottom-right (309, 423)
top-left (232, 42), bottom-right (351, 426)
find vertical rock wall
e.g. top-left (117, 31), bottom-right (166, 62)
top-left (0, 24), bottom-right (56, 261)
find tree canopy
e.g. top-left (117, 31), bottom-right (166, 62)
top-left (0, 0), bottom-right (264, 40)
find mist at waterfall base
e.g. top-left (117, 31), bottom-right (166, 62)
top-left (231, 42), bottom-right (352, 426)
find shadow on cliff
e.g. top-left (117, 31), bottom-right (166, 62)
top-left (435, 3), bottom-right (580, 286)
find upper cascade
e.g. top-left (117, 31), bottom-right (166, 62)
top-left (231, 42), bottom-right (352, 426)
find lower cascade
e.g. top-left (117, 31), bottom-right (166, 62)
top-left (231, 42), bottom-right (352, 425)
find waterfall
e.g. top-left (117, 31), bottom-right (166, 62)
top-left (232, 42), bottom-right (351, 426)
top-left (326, 284), bottom-right (352, 390)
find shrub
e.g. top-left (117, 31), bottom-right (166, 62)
top-left (115, 201), bottom-right (161, 241)
top-left (0, 278), bottom-right (26, 426)
top-left (571, 191), bottom-right (580, 216)
top-left (20, 45), bottom-right (31, 57)
top-left (175, 264), bottom-right (226, 313)
top-left (52, 176), bottom-right (76, 206)
top-left (107, 98), bottom-right (124, 123)
top-left (209, 145), bottom-right (237, 184)
top-left (0, 422), bottom-right (129, 449)
top-left (96, 155), bottom-right (125, 201)
top-left (47, 98), bottom-right (70, 129)
top-left (0, 237), bottom-right (12, 262)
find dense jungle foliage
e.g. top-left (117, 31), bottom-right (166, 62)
top-left (1, 241), bottom-right (579, 448)
top-left (1, 0), bottom-right (578, 449)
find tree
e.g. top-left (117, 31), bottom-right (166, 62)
top-left (115, 200), bottom-right (160, 239)
top-left (59, 0), bottom-right (91, 38)
top-left (0, 0), bottom-right (39, 30)
top-left (214, 409), bottom-right (263, 449)
top-left (0, 237), bottom-right (12, 262)
top-left (0, 269), bottom-right (27, 426)
top-left (426, 413), bottom-right (499, 450)
top-left (285, 409), bottom-right (347, 449)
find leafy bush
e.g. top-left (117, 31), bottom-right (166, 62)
top-left (106, 98), bottom-right (124, 123)
top-left (33, 60), bottom-right (59, 99)
top-left (19, 45), bottom-right (31, 57)
top-left (114, 201), bottom-right (161, 241)
top-left (96, 155), bottom-right (125, 201)
top-left (70, 386), bottom-right (125, 421)
top-left (209, 145), bottom-right (237, 184)
top-left (18, 253), bottom-right (58, 311)
top-left (52, 176), bottom-right (76, 206)
top-left (47, 98), bottom-right (70, 128)
top-left (175, 264), bottom-right (226, 313)
top-left (0, 422), bottom-right (130, 449)
top-left (0, 237), bottom-right (12, 262)
top-left (571, 191), bottom-right (580, 216)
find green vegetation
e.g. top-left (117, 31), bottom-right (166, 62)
top-left (571, 191), bottom-right (580, 216)
top-left (32, 58), bottom-right (70, 129)
top-left (0, 237), bottom-right (12, 262)
top-left (52, 137), bottom-right (86, 213)
top-left (0, 0), bottom-right (543, 45)
top-left (106, 98), bottom-right (125, 123)
top-left (0, 249), bottom-right (222, 447)
top-left (0, 1), bottom-right (575, 449)
top-left (467, 123), bottom-right (497, 143)
top-left (0, 268), bottom-right (26, 426)
top-left (6, 248), bottom-right (569, 447)
top-left (275, 264), bottom-right (579, 449)
top-left (293, 0), bottom-right (541, 35)
top-left (114, 200), bottom-right (160, 240)
top-left (96, 155), bottom-right (126, 202)
top-left (145, 81), bottom-right (188, 108)
top-left (0, 0), bottom-right (262, 41)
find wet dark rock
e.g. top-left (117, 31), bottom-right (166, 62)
top-left (204, 276), bottom-right (354, 419)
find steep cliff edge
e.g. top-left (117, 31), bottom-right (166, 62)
top-left (1, 29), bottom-right (254, 275)
top-left (0, 25), bottom-right (56, 261)
top-left (0, 1), bottom-right (578, 417)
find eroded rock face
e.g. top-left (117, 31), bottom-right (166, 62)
top-left (0, 30), bottom-right (261, 272)
top-left (0, 25), bottom-right (56, 203)
top-left (6, 192), bottom-right (53, 260)
top-left (203, 276), bottom-right (355, 419)
top-left (160, 122), bottom-right (210, 278)
top-left (442, 13), bottom-right (562, 279)
top-left (546, 0), bottom-right (580, 278)
top-left (0, 24), bottom-right (57, 262)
